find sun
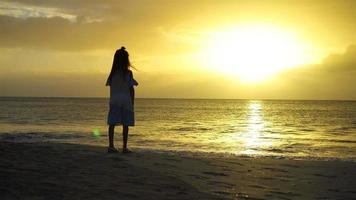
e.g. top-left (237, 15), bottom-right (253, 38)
top-left (201, 25), bottom-right (311, 82)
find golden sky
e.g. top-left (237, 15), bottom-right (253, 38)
top-left (0, 0), bottom-right (355, 99)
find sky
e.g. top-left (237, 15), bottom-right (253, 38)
top-left (0, 0), bottom-right (355, 99)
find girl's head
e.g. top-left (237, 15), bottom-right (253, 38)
top-left (112, 46), bottom-right (131, 72)
top-left (106, 47), bottom-right (132, 85)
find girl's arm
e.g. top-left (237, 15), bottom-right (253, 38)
top-left (129, 87), bottom-right (135, 106)
top-left (128, 70), bottom-right (136, 106)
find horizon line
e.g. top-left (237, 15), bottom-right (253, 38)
top-left (0, 96), bottom-right (356, 102)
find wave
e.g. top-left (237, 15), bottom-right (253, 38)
top-left (0, 132), bottom-right (85, 143)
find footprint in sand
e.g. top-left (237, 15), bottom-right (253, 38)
top-left (208, 180), bottom-right (235, 187)
top-left (202, 171), bottom-right (228, 177)
top-left (312, 173), bottom-right (337, 178)
top-left (163, 157), bottom-right (181, 162)
top-left (262, 167), bottom-right (288, 173)
top-left (248, 184), bottom-right (267, 189)
top-left (188, 174), bottom-right (210, 180)
top-left (269, 190), bottom-right (301, 197)
top-left (153, 162), bottom-right (178, 168)
top-left (213, 190), bottom-right (231, 196)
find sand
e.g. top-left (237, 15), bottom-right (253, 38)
top-left (1, 141), bottom-right (356, 200)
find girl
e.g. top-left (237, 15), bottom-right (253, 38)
top-left (106, 47), bottom-right (138, 153)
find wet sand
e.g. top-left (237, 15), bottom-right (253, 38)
top-left (1, 141), bottom-right (356, 200)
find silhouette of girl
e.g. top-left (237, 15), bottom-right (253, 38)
top-left (106, 47), bottom-right (138, 153)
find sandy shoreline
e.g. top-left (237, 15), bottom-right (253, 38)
top-left (1, 141), bottom-right (356, 200)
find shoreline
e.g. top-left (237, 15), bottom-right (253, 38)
top-left (2, 132), bottom-right (355, 163)
top-left (1, 96), bottom-right (356, 102)
top-left (128, 147), bottom-right (356, 163)
top-left (1, 141), bottom-right (356, 199)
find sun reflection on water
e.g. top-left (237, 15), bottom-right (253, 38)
top-left (240, 101), bottom-right (271, 155)
top-left (244, 102), bottom-right (264, 147)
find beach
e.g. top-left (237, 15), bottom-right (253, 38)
top-left (1, 141), bottom-right (356, 200)
top-left (1, 0), bottom-right (356, 199)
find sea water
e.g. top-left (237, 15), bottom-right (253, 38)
top-left (1, 97), bottom-right (356, 161)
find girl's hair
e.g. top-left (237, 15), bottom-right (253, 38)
top-left (106, 46), bottom-right (132, 85)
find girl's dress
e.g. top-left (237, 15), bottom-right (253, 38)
top-left (106, 70), bottom-right (138, 126)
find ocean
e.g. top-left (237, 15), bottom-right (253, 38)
top-left (1, 97), bottom-right (356, 161)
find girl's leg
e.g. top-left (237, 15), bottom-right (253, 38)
top-left (108, 125), bottom-right (115, 148)
top-left (122, 125), bottom-right (129, 149)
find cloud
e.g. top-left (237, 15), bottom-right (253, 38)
top-left (0, 15), bottom-right (138, 51)
top-left (320, 45), bottom-right (356, 72)
top-left (282, 44), bottom-right (356, 75)
top-left (0, 0), bottom-right (170, 51)
top-left (1, 0), bottom-right (356, 99)
top-left (0, 0), bottom-right (112, 19)
top-left (0, 0), bottom-right (356, 52)
top-left (275, 44), bottom-right (356, 100)
top-left (0, 1), bottom-right (77, 22)
top-left (0, 0), bottom-right (204, 52)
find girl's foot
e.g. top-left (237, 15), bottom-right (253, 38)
top-left (122, 148), bottom-right (132, 154)
top-left (107, 147), bottom-right (118, 153)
